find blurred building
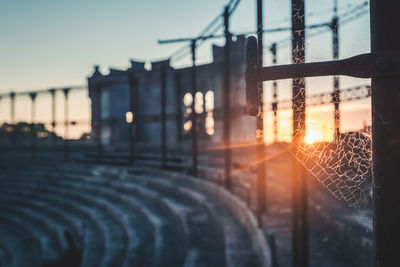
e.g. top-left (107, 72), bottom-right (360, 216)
top-left (87, 36), bottom-right (256, 145)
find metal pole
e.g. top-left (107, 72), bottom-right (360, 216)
top-left (270, 43), bottom-right (278, 143)
top-left (331, 0), bottom-right (340, 139)
top-left (0, 97), bottom-right (2, 135)
top-left (63, 88), bottom-right (70, 161)
top-left (291, 0), bottom-right (308, 266)
top-left (161, 60), bottom-right (167, 168)
top-left (10, 92), bottom-right (16, 144)
top-left (191, 40), bottom-right (198, 176)
top-left (128, 71), bottom-right (135, 165)
top-left (30, 93), bottom-right (37, 160)
top-left (97, 82), bottom-right (103, 162)
top-left (256, 0), bottom-right (267, 223)
top-left (49, 89), bottom-right (57, 143)
top-left (174, 72), bottom-right (183, 143)
top-left (370, 1), bottom-right (400, 266)
top-left (223, 6), bottom-right (232, 190)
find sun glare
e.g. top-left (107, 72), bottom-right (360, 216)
top-left (304, 129), bottom-right (322, 144)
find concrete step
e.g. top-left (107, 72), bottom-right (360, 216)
top-left (47, 165), bottom-right (266, 267)
top-left (124, 170), bottom-right (260, 267)
top-left (0, 178), bottom-right (128, 267)
top-left (0, 202), bottom-right (62, 260)
top-left (0, 220), bottom-right (41, 267)
top-left (0, 170), bottom-right (187, 267)
top-left (0, 163), bottom-right (270, 267)
top-left (0, 194), bottom-right (84, 254)
top-left (39, 171), bottom-right (193, 267)
top-left (46, 169), bottom-right (225, 266)
top-left (0, 180), bottom-right (106, 267)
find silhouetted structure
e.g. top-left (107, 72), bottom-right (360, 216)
top-left (87, 36), bottom-right (257, 147)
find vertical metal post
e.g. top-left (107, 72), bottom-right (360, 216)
top-left (270, 43), bottom-right (278, 143)
top-left (191, 40), bottom-right (198, 176)
top-left (63, 88), bottom-right (70, 161)
top-left (96, 82), bottom-right (103, 162)
top-left (49, 89), bottom-right (57, 143)
top-left (10, 92), bottom-right (16, 144)
top-left (370, 1), bottom-right (400, 266)
top-left (256, 0), bottom-right (266, 223)
top-left (223, 6), bottom-right (232, 190)
top-left (175, 72), bottom-right (183, 143)
top-left (331, 0), bottom-right (340, 139)
top-left (291, 0), bottom-right (308, 266)
top-left (128, 71), bottom-right (135, 165)
top-left (30, 93), bottom-right (37, 160)
top-left (0, 96), bottom-right (2, 135)
top-left (161, 60), bottom-right (167, 168)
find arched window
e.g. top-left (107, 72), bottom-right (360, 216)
top-left (204, 90), bottom-right (214, 135)
top-left (183, 92), bottom-right (193, 107)
top-left (194, 92), bottom-right (204, 114)
top-left (205, 91), bottom-right (214, 112)
top-left (183, 92), bottom-right (193, 132)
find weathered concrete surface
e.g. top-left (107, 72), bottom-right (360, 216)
top-left (0, 156), bottom-right (270, 267)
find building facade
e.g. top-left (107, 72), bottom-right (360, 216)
top-left (88, 36), bottom-right (257, 147)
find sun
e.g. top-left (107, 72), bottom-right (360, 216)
top-left (304, 129), bottom-right (323, 144)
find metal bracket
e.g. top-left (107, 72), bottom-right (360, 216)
top-left (245, 35), bottom-right (400, 116)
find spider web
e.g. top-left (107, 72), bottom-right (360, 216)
top-left (282, 4), bottom-right (373, 205)
top-left (294, 126), bottom-right (371, 206)
top-left (288, 78), bottom-right (372, 206)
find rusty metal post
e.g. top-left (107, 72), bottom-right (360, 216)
top-left (161, 60), bottom-right (167, 169)
top-left (370, 0), bottom-right (400, 266)
top-left (0, 96), bottom-right (2, 136)
top-left (10, 92), bottom-right (16, 144)
top-left (223, 6), bottom-right (232, 190)
top-left (270, 43), bottom-right (278, 143)
top-left (174, 72), bottom-right (183, 143)
top-left (30, 93), bottom-right (37, 160)
top-left (291, 0), bottom-right (308, 266)
top-left (256, 0), bottom-right (267, 223)
top-left (49, 89), bottom-right (57, 143)
top-left (128, 71), bottom-right (136, 165)
top-left (63, 88), bottom-right (70, 161)
top-left (191, 40), bottom-right (198, 176)
top-left (331, 0), bottom-right (340, 139)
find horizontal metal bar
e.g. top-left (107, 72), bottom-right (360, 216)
top-left (159, 22), bottom-right (331, 45)
top-left (258, 51), bottom-right (400, 81)
top-left (0, 85), bottom-right (87, 98)
top-left (158, 34), bottom-right (225, 44)
top-left (245, 35), bottom-right (400, 116)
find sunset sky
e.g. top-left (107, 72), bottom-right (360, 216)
top-left (0, 0), bottom-right (371, 140)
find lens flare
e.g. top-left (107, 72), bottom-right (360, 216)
top-left (304, 129), bottom-right (323, 144)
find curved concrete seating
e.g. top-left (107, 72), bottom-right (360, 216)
top-left (15, 170), bottom-right (189, 267)
top-left (0, 218), bottom-right (42, 267)
top-left (56, 165), bottom-right (270, 267)
top-left (0, 194), bottom-right (84, 256)
top-left (123, 167), bottom-right (270, 267)
top-left (0, 170), bottom-right (186, 267)
top-left (0, 163), bottom-right (271, 267)
top-left (0, 201), bottom-right (62, 259)
top-left (52, 169), bottom-right (226, 266)
top-left (0, 181), bottom-right (105, 267)
top-left (0, 177), bottom-right (133, 267)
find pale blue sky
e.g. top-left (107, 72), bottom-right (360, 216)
top-left (0, 0), bottom-right (370, 92)
top-left (0, 0), bottom-right (371, 138)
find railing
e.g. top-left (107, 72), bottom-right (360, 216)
top-left (245, 0), bottom-right (400, 266)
